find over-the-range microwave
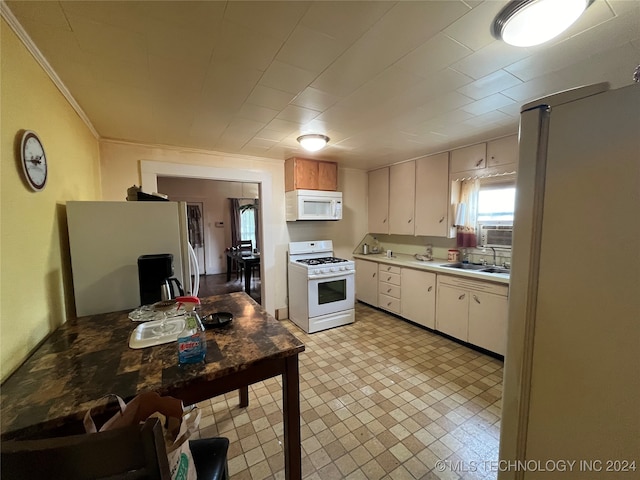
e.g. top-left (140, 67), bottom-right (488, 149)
top-left (285, 189), bottom-right (342, 221)
top-left (479, 224), bottom-right (513, 247)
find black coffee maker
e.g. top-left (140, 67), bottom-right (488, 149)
top-left (137, 253), bottom-right (184, 305)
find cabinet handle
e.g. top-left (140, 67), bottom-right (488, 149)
top-left (387, 276), bottom-right (392, 282)
top-left (475, 158), bottom-right (484, 167)
top-left (473, 295), bottom-right (481, 304)
top-left (439, 216), bottom-right (445, 223)
top-left (458, 293), bottom-right (466, 300)
top-left (383, 218), bottom-right (387, 223)
top-left (387, 302), bottom-right (392, 307)
top-left (372, 272), bottom-right (376, 278)
top-left (408, 218), bottom-right (412, 224)
top-left (428, 286), bottom-right (433, 292)
top-left (387, 288), bottom-right (392, 293)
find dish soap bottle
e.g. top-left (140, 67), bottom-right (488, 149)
top-left (176, 296), bottom-right (207, 365)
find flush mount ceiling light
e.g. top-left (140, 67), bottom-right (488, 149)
top-left (492, 0), bottom-right (593, 47)
top-left (297, 134), bottom-right (330, 152)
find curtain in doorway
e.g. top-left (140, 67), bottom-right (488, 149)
top-left (186, 204), bottom-right (203, 247)
top-left (455, 179), bottom-right (480, 248)
top-left (229, 198), bottom-right (241, 247)
top-left (252, 199), bottom-right (260, 252)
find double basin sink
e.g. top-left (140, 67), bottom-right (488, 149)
top-left (441, 262), bottom-right (510, 275)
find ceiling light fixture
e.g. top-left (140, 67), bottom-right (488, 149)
top-left (297, 134), bottom-right (330, 152)
top-left (492, 0), bottom-right (593, 47)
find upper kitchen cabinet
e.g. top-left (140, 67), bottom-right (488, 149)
top-left (414, 152), bottom-right (449, 237)
top-left (487, 135), bottom-right (518, 167)
top-left (368, 167), bottom-right (390, 234)
top-left (450, 143), bottom-right (487, 173)
top-left (285, 157), bottom-right (337, 192)
top-left (389, 161), bottom-right (416, 235)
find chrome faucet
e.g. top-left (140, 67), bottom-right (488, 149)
top-left (489, 247), bottom-right (497, 266)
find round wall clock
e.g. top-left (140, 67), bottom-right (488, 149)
top-left (20, 130), bottom-right (48, 191)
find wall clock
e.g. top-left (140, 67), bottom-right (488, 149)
top-left (20, 130), bottom-right (48, 191)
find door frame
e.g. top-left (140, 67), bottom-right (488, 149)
top-left (140, 161), bottom-right (273, 315)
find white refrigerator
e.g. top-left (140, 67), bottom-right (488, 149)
top-left (499, 82), bottom-right (639, 478)
top-left (67, 201), bottom-right (199, 317)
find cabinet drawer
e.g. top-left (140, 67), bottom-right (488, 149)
top-left (379, 272), bottom-right (401, 285)
top-left (379, 283), bottom-right (401, 299)
top-left (378, 294), bottom-right (401, 314)
top-left (438, 275), bottom-right (508, 297)
top-left (379, 264), bottom-right (401, 275)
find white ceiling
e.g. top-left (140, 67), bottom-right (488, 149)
top-left (5, 0), bottom-right (640, 170)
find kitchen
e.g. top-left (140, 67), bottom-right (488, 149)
top-left (1, 1), bottom-right (639, 479)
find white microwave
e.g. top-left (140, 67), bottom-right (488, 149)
top-left (479, 224), bottom-right (513, 247)
top-left (285, 190), bottom-right (343, 221)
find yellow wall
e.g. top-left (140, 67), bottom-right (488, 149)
top-left (0, 20), bottom-right (101, 381)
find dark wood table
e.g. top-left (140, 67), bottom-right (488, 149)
top-left (0, 292), bottom-right (305, 480)
top-left (226, 250), bottom-right (260, 294)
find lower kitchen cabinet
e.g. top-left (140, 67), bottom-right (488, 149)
top-left (468, 290), bottom-right (508, 356)
top-left (401, 269), bottom-right (436, 329)
top-left (435, 283), bottom-right (469, 339)
top-left (355, 259), bottom-right (378, 306)
top-left (436, 275), bottom-right (509, 355)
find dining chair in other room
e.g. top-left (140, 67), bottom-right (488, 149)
top-left (236, 239), bottom-right (253, 280)
top-left (1, 417), bottom-right (230, 480)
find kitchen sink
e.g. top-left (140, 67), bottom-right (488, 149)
top-left (441, 263), bottom-right (486, 270)
top-left (441, 263), bottom-right (510, 275)
top-left (480, 267), bottom-right (511, 274)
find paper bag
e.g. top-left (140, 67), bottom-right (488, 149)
top-left (84, 391), bottom-right (200, 480)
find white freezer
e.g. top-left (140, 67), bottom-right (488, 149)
top-left (67, 201), bottom-right (193, 316)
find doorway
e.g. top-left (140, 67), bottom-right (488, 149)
top-left (140, 160), bottom-right (274, 315)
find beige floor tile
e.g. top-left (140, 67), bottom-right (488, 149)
top-left (197, 302), bottom-right (502, 479)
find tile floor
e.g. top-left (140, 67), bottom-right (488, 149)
top-left (195, 302), bottom-right (503, 480)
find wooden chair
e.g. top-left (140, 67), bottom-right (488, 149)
top-left (236, 239), bottom-right (253, 279)
top-left (1, 418), bottom-right (230, 480)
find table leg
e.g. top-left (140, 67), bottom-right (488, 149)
top-left (244, 261), bottom-right (251, 294)
top-left (239, 386), bottom-right (249, 408)
top-left (226, 254), bottom-right (232, 282)
top-left (282, 355), bottom-right (301, 480)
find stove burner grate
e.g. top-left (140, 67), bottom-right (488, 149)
top-left (296, 256), bottom-right (348, 266)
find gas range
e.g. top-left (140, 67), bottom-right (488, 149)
top-left (287, 240), bottom-right (356, 333)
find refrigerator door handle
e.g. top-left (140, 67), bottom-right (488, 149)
top-left (188, 241), bottom-right (199, 297)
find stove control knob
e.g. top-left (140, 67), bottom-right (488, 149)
top-left (330, 267), bottom-right (337, 272)
top-left (340, 266), bottom-right (346, 271)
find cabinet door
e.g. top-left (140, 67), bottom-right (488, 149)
top-left (487, 135), bottom-right (518, 168)
top-left (436, 284), bottom-right (469, 341)
top-left (293, 158), bottom-right (318, 190)
top-left (355, 259), bottom-right (378, 306)
top-left (389, 161), bottom-right (416, 235)
top-left (401, 269), bottom-right (436, 329)
top-left (317, 161), bottom-right (338, 190)
top-left (450, 143), bottom-right (487, 173)
top-left (368, 168), bottom-right (390, 234)
top-left (468, 291), bottom-right (508, 355)
top-left (414, 152), bottom-right (449, 237)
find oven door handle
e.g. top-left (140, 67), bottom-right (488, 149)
top-left (308, 271), bottom-right (355, 280)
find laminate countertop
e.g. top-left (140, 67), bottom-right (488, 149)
top-left (1, 292), bottom-right (305, 440)
top-left (353, 253), bottom-right (510, 285)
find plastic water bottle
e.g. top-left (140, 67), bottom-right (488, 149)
top-left (176, 296), bottom-right (206, 365)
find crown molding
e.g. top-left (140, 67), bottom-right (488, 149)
top-left (1, 1), bottom-right (99, 139)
